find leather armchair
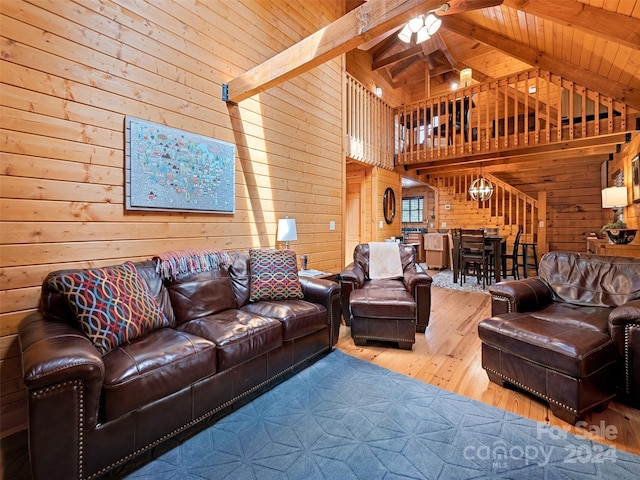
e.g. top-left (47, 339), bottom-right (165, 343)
top-left (340, 243), bottom-right (432, 333)
top-left (482, 251), bottom-right (640, 421)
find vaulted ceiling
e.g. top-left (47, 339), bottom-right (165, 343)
top-left (348, 0), bottom-right (640, 107)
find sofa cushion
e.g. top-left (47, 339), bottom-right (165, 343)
top-left (102, 327), bottom-right (217, 421)
top-left (350, 289), bottom-right (416, 319)
top-left (242, 299), bottom-right (326, 341)
top-left (249, 249), bottom-right (303, 301)
top-left (178, 309), bottom-right (283, 371)
top-left (527, 302), bottom-right (611, 334)
top-left (167, 269), bottom-right (236, 325)
top-left (363, 279), bottom-right (407, 291)
top-left (47, 262), bottom-right (171, 355)
top-left (539, 251), bottom-right (640, 307)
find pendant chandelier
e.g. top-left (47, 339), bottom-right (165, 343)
top-left (468, 175), bottom-right (494, 202)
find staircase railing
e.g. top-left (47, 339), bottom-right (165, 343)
top-left (432, 172), bottom-right (547, 253)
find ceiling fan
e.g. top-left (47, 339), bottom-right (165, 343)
top-left (358, 0), bottom-right (504, 51)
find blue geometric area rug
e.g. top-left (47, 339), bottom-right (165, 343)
top-left (127, 350), bottom-right (640, 479)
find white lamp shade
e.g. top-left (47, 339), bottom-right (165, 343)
top-left (398, 24), bottom-right (412, 43)
top-left (424, 13), bottom-right (442, 35)
top-left (601, 186), bottom-right (627, 208)
top-left (408, 15), bottom-right (424, 33)
top-left (416, 26), bottom-right (431, 44)
top-left (277, 218), bottom-right (298, 242)
top-left (460, 68), bottom-right (472, 85)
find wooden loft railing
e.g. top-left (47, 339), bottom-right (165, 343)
top-left (433, 172), bottom-right (547, 254)
top-left (394, 68), bottom-right (635, 166)
top-left (345, 74), bottom-right (395, 170)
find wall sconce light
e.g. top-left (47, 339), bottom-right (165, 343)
top-left (602, 186), bottom-right (628, 223)
top-left (277, 217), bottom-right (298, 250)
top-left (375, 86), bottom-right (382, 98)
top-left (460, 68), bottom-right (472, 87)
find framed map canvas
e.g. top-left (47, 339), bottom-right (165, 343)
top-left (125, 117), bottom-right (235, 213)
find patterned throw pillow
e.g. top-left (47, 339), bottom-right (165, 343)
top-left (249, 249), bottom-right (304, 301)
top-left (47, 262), bottom-right (171, 355)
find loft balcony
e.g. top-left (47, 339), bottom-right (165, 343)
top-left (346, 69), bottom-right (639, 173)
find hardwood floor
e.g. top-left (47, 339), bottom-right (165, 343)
top-left (336, 285), bottom-right (640, 456)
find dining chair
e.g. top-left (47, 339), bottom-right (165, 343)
top-left (500, 229), bottom-right (522, 280)
top-left (459, 229), bottom-right (491, 288)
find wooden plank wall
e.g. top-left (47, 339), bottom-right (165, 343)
top-left (484, 154), bottom-right (614, 253)
top-left (0, 0), bottom-right (344, 438)
top-left (609, 132), bottom-right (640, 231)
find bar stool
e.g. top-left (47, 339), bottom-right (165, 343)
top-left (518, 241), bottom-right (539, 278)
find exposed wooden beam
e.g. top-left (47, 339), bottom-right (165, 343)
top-left (224, 0), bottom-right (444, 103)
top-left (441, 16), bottom-right (640, 111)
top-left (504, 0), bottom-right (640, 50)
top-left (373, 45), bottom-right (423, 70)
top-left (433, 32), bottom-right (457, 71)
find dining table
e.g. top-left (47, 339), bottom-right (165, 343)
top-left (451, 234), bottom-right (504, 284)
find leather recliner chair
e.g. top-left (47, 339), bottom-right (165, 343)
top-left (339, 243), bottom-right (432, 348)
top-left (479, 251), bottom-right (640, 423)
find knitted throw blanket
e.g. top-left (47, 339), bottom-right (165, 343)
top-left (154, 248), bottom-right (232, 280)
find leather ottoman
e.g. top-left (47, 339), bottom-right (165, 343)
top-left (349, 289), bottom-right (416, 349)
top-left (479, 312), bottom-right (618, 424)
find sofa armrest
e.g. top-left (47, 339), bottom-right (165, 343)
top-left (403, 264), bottom-right (432, 293)
top-left (608, 299), bottom-right (640, 406)
top-left (339, 262), bottom-right (364, 287)
top-left (403, 265), bottom-right (433, 331)
top-left (338, 263), bottom-right (365, 326)
top-left (298, 277), bottom-right (342, 346)
top-left (488, 277), bottom-right (553, 316)
top-left (19, 312), bottom-right (105, 427)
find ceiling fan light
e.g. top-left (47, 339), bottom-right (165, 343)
top-left (398, 24), bottom-right (412, 43)
top-left (424, 13), bottom-right (442, 35)
top-left (416, 26), bottom-right (431, 44)
top-left (408, 15), bottom-right (424, 33)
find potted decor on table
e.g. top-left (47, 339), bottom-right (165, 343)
top-left (601, 220), bottom-right (637, 245)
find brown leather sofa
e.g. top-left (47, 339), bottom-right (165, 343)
top-left (339, 243), bottom-right (432, 348)
top-left (18, 250), bottom-right (341, 480)
top-left (479, 251), bottom-right (640, 424)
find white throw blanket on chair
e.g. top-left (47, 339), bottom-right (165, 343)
top-left (368, 242), bottom-right (404, 280)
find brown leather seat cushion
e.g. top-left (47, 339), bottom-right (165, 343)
top-left (102, 328), bottom-right (217, 422)
top-left (350, 289), bottom-right (416, 319)
top-left (242, 299), bottom-right (327, 341)
top-left (526, 303), bottom-right (610, 334)
top-left (178, 310), bottom-right (282, 371)
top-left (479, 312), bottom-right (617, 378)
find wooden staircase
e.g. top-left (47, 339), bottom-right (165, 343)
top-left (431, 172), bottom-right (547, 254)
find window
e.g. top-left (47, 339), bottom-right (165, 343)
top-left (402, 196), bottom-right (423, 223)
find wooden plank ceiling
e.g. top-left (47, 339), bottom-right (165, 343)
top-left (226, 0), bottom-right (640, 171)
top-left (353, 0), bottom-right (640, 106)
top-left (227, 0), bottom-right (640, 109)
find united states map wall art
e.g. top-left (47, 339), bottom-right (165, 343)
top-left (125, 116), bottom-right (236, 213)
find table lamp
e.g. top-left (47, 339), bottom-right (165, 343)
top-left (601, 186), bottom-right (627, 223)
top-left (277, 217), bottom-right (297, 250)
